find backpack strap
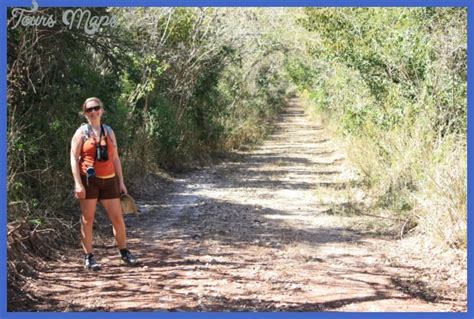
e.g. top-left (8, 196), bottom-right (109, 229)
top-left (80, 123), bottom-right (91, 142)
top-left (102, 124), bottom-right (112, 137)
top-left (102, 124), bottom-right (114, 144)
top-left (80, 123), bottom-right (113, 145)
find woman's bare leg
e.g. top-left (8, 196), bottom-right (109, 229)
top-left (100, 198), bottom-right (126, 249)
top-left (79, 198), bottom-right (98, 254)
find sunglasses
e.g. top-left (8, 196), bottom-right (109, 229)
top-left (85, 105), bottom-right (101, 113)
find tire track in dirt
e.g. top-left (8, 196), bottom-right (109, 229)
top-left (26, 98), bottom-right (454, 311)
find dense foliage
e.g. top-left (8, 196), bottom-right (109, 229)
top-left (7, 7), bottom-right (466, 251)
top-left (290, 8), bottom-right (466, 248)
top-left (8, 8), bottom-right (297, 223)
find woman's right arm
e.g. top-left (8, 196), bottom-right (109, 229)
top-left (70, 128), bottom-right (85, 199)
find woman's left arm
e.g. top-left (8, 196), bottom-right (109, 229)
top-left (109, 129), bottom-right (128, 194)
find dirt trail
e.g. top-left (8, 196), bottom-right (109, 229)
top-left (25, 98), bottom-right (456, 311)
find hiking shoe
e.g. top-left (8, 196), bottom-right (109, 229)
top-left (84, 253), bottom-right (101, 271)
top-left (120, 249), bottom-right (139, 266)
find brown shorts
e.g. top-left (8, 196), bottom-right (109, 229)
top-left (81, 175), bottom-right (120, 200)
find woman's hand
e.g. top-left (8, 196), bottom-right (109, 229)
top-left (119, 181), bottom-right (128, 195)
top-left (75, 183), bottom-right (86, 199)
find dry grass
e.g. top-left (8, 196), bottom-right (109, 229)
top-left (348, 130), bottom-right (466, 249)
top-left (300, 93), bottom-right (466, 250)
top-left (414, 137), bottom-right (466, 249)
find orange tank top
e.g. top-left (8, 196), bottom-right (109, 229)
top-left (80, 124), bottom-right (116, 178)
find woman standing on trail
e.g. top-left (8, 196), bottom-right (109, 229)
top-left (70, 97), bottom-right (139, 271)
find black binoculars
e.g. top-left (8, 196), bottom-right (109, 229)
top-left (96, 144), bottom-right (108, 162)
